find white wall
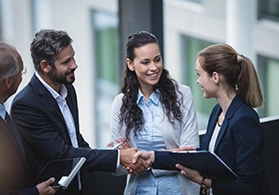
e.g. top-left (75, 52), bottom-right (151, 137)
top-left (2, 0), bottom-right (279, 146)
top-left (163, 0), bottom-right (279, 80)
top-left (163, 0), bottom-right (226, 83)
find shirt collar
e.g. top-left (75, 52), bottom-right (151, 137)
top-left (35, 72), bottom-right (68, 100)
top-left (0, 104), bottom-right (6, 119)
top-left (136, 88), bottom-right (160, 105)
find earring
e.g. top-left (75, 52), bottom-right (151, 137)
top-left (235, 84), bottom-right (239, 91)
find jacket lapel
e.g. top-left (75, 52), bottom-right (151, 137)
top-left (201, 105), bottom-right (220, 150)
top-left (214, 96), bottom-right (243, 151)
top-left (30, 74), bottom-right (77, 144)
top-left (65, 88), bottom-right (78, 131)
top-left (30, 74), bottom-right (65, 122)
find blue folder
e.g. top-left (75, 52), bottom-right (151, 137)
top-left (157, 150), bottom-right (237, 179)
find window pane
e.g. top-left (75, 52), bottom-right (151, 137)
top-left (258, 0), bottom-right (279, 21)
top-left (0, 0), bottom-right (2, 40)
top-left (92, 11), bottom-right (119, 148)
top-left (184, 0), bottom-right (202, 3)
top-left (181, 35), bottom-right (216, 130)
top-left (30, 0), bottom-right (51, 34)
top-left (260, 56), bottom-right (279, 116)
top-left (0, 0), bottom-right (13, 41)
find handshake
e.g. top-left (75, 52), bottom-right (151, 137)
top-left (119, 148), bottom-right (155, 175)
top-left (109, 138), bottom-right (196, 175)
top-left (107, 138), bottom-right (155, 175)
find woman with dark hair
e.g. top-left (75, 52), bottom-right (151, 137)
top-left (110, 31), bottom-right (200, 194)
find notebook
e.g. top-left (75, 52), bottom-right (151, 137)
top-left (32, 157), bottom-right (86, 190)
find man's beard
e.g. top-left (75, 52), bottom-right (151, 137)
top-left (49, 68), bottom-right (75, 85)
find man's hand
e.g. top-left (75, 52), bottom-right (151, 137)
top-left (120, 148), bottom-right (149, 175)
top-left (36, 177), bottom-right (58, 195)
top-left (133, 151), bottom-right (155, 165)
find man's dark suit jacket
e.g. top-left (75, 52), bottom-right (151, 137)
top-left (153, 95), bottom-right (270, 195)
top-left (11, 74), bottom-right (117, 195)
top-left (0, 118), bottom-right (37, 195)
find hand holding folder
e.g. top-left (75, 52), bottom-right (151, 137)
top-left (32, 157), bottom-right (86, 190)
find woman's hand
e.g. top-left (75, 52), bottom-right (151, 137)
top-left (176, 164), bottom-right (212, 188)
top-left (176, 164), bottom-right (202, 183)
top-left (116, 137), bottom-right (131, 149)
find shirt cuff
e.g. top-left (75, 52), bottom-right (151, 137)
top-left (116, 149), bottom-right (120, 169)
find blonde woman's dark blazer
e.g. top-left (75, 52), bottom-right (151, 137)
top-left (201, 95), bottom-right (269, 195)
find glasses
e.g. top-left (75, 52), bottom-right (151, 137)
top-left (21, 67), bottom-right (27, 75)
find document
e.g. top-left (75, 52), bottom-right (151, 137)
top-left (105, 142), bottom-right (122, 150)
top-left (165, 150), bottom-right (237, 179)
top-left (32, 157), bottom-right (86, 190)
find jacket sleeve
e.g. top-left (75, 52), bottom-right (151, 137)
top-left (0, 187), bottom-right (38, 195)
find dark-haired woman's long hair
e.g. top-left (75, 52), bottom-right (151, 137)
top-left (119, 68), bottom-right (183, 139)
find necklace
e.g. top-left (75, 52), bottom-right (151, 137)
top-left (218, 115), bottom-right (224, 126)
